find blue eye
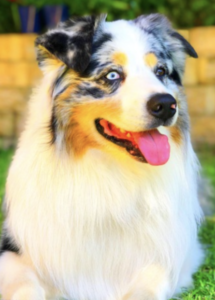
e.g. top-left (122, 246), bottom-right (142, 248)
top-left (106, 71), bottom-right (120, 80)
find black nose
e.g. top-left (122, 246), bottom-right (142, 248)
top-left (147, 93), bottom-right (177, 122)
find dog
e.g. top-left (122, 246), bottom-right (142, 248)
top-left (0, 14), bottom-right (203, 300)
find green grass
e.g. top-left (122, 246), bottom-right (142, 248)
top-left (179, 146), bottom-right (215, 300)
top-left (0, 146), bottom-right (215, 299)
top-left (198, 146), bottom-right (215, 190)
top-left (179, 218), bottom-right (215, 299)
top-left (0, 149), bottom-right (14, 225)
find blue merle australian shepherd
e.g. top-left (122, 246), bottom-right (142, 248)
top-left (0, 14), bottom-right (203, 300)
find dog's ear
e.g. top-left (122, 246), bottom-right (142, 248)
top-left (134, 14), bottom-right (198, 59)
top-left (171, 31), bottom-right (198, 58)
top-left (35, 15), bottom-right (106, 73)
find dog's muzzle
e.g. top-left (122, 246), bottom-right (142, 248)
top-left (147, 93), bottom-right (177, 122)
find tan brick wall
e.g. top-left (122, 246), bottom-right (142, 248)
top-left (181, 28), bottom-right (215, 144)
top-left (0, 34), bottom-right (41, 148)
top-left (0, 31), bottom-right (214, 148)
top-left (189, 27), bottom-right (215, 58)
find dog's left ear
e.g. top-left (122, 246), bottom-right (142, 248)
top-left (171, 31), bottom-right (198, 58)
top-left (35, 15), bottom-right (106, 73)
top-left (134, 14), bottom-right (198, 59)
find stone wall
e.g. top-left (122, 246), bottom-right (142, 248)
top-left (182, 28), bottom-right (215, 144)
top-left (0, 29), bottom-right (215, 148)
top-left (0, 34), bottom-right (41, 148)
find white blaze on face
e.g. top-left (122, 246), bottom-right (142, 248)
top-left (100, 20), bottom-right (174, 131)
top-left (91, 20), bottom-right (181, 165)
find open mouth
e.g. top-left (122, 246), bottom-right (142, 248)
top-left (95, 119), bottom-right (170, 166)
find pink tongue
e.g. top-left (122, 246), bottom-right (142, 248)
top-left (132, 130), bottom-right (170, 166)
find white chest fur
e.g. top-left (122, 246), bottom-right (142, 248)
top-left (6, 139), bottom-right (202, 299)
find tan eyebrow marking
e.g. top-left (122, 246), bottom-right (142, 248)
top-left (112, 52), bottom-right (128, 66)
top-left (144, 52), bottom-right (158, 68)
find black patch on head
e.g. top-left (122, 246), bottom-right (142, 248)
top-left (158, 52), bottom-right (166, 59)
top-left (76, 85), bottom-right (106, 99)
top-left (80, 33), bottom-right (112, 77)
top-left (49, 108), bottom-right (57, 144)
top-left (36, 32), bottom-right (69, 64)
top-left (68, 35), bottom-right (94, 73)
top-left (82, 61), bottom-right (112, 77)
top-left (170, 68), bottom-right (182, 86)
top-left (171, 32), bottom-right (198, 58)
top-left (82, 59), bottom-right (101, 77)
top-left (0, 234), bottom-right (19, 255)
top-left (81, 33), bottom-right (112, 77)
top-left (92, 33), bottom-right (112, 53)
top-left (35, 16), bottom-right (99, 73)
top-left (50, 114), bottom-right (57, 144)
top-left (53, 67), bottom-right (70, 99)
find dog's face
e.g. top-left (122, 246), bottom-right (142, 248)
top-left (36, 14), bottom-right (197, 166)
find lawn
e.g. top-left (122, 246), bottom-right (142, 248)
top-left (0, 146), bottom-right (215, 299)
top-left (180, 146), bottom-right (215, 300)
top-left (0, 149), bottom-right (14, 225)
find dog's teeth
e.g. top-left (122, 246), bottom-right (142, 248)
top-left (120, 129), bottom-right (125, 133)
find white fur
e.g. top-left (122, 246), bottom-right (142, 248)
top-left (0, 17), bottom-right (203, 300)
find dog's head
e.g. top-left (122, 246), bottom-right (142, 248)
top-left (35, 14), bottom-right (197, 166)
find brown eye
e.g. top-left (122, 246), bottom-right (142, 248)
top-left (155, 67), bottom-right (166, 77)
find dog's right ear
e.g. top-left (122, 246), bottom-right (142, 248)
top-left (171, 31), bottom-right (198, 58)
top-left (35, 15), bottom-right (106, 73)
